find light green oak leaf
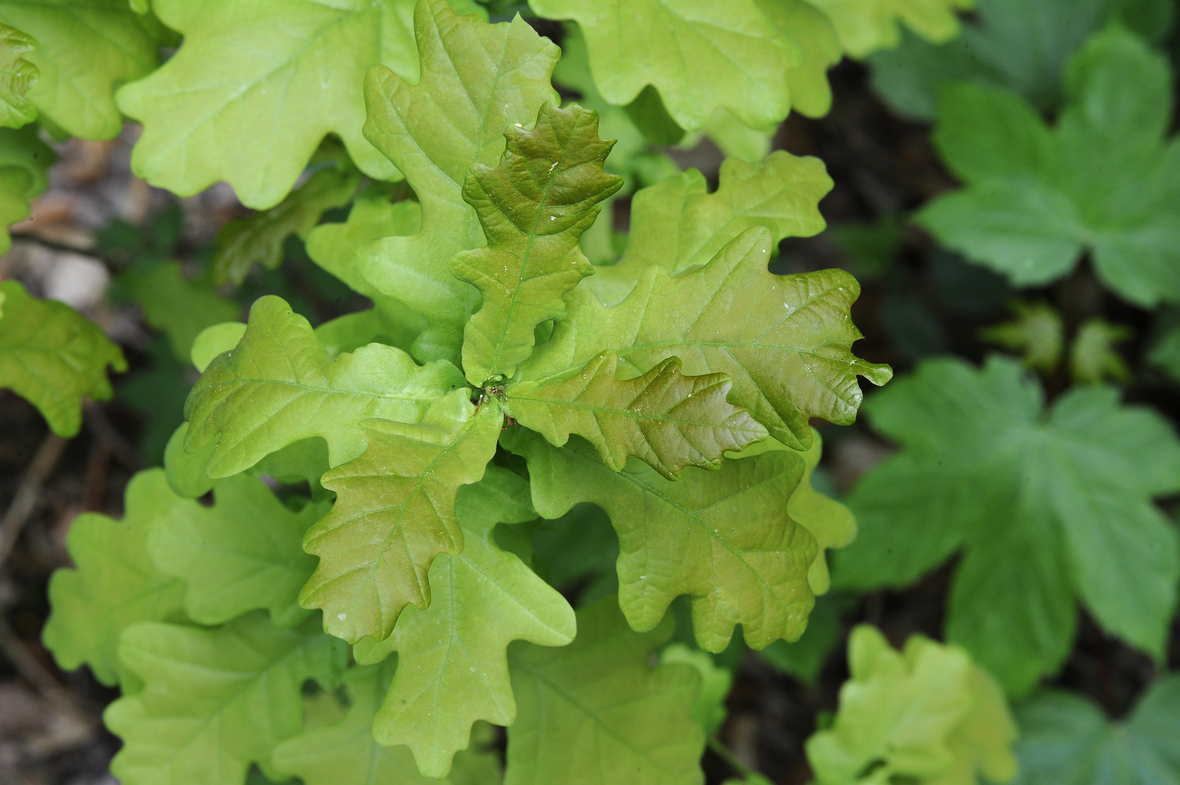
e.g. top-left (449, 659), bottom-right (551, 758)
top-left (916, 27), bottom-right (1180, 307)
top-left (806, 0), bottom-right (974, 59)
top-left (119, 261), bottom-right (240, 360)
top-left (588, 150), bottom-right (832, 307)
top-left (148, 474), bottom-right (327, 629)
top-left (353, 466), bottom-right (575, 778)
top-left (0, 23), bottom-right (37, 128)
top-left (660, 643), bottom-right (733, 737)
top-left (359, 0), bottom-right (560, 364)
top-left (508, 352), bottom-right (768, 479)
top-left (299, 392), bottom-right (503, 643)
top-left (106, 613), bottom-right (348, 785)
top-left (0, 0), bottom-right (157, 140)
top-left (756, 0), bottom-right (843, 118)
top-left (834, 356), bottom-right (1180, 695)
top-left (806, 625), bottom-right (1018, 785)
top-left (273, 662), bottom-right (503, 785)
top-left (453, 102), bottom-right (622, 385)
top-left (528, 0), bottom-right (798, 132)
top-left (43, 470), bottom-right (186, 687)
top-left (520, 229), bottom-right (892, 452)
top-left (506, 598), bottom-right (706, 785)
top-left (183, 295), bottom-right (466, 477)
top-left (0, 280), bottom-right (126, 437)
top-left (504, 428), bottom-right (818, 652)
top-left (0, 125), bottom-right (54, 254)
top-left (114, 0), bottom-right (436, 208)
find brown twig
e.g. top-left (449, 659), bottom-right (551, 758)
top-left (83, 401), bottom-right (140, 473)
top-left (0, 433), bottom-right (68, 572)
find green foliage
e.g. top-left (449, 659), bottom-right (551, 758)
top-left (505, 599), bottom-right (706, 785)
top-left (1149, 324), bottom-right (1180, 383)
top-left (917, 27), bottom-right (1180, 307)
top-left (806, 0), bottom-right (974, 59)
top-left (1011, 676), bottom-right (1180, 785)
top-left (835, 356), bottom-right (1180, 695)
top-left (979, 301), bottom-right (1064, 375)
top-left (661, 643), bottom-right (733, 736)
top-left (1070, 318), bottom-right (1132, 385)
top-left (806, 625), bottom-right (1018, 785)
top-left (119, 261), bottom-right (240, 360)
top-left (0, 279), bottom-right (126, 437)
top-left (0, 23), bottom-right (38, 128)
top-left (0, 124), bottom-right (54, 254)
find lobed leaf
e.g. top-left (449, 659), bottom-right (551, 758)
top-left (453, 102), bottom-right (622, 385)
top-left (520, 228), bottom-right (892, 451)
top-left (979, 301), bottom-right (1064, 375)
top-left (505, 599), bottom-right (705, 785)
top-left (508, 352), bottom-right (767, 479)
top-left (505, 428), bottom-right (818, 651)
top-left (119, 261), bottom-right (240, 360)
top-left (1069, 318), bottom-right (1132, 385)
top-left (0, 279), bottom-right (126, 437)
top-left (299, 392), bottom-right (502, 643)
top-left (0, 23), bottom-right (37, 128)
top-left (0, 124), bottom-right (53, 253)
top-left (355, 466), bottom-right (575, 778)
top-left (806, 0), bottom-right (974, 59)
top-left (359, 0), bottom-right (560, 364)
top-left (184, 295), bottom-right (465, 477)
top-left (106, 613), bottom-right (348, 785)
top-left (42, 470), bottom-right (186, 687)
top-left (834, 356), bottom-right (1180, 694)
top-left (0, 0), bottom-right (157, 140)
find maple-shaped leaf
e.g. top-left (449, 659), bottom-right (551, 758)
top-left (529, 0), bottom-right (798, 133)
top-left (453, 102), bottom-right (622, 385)
top-left (359, 0), bottom-right (560, 364)
top-left (0, 23), bottom-right (37, 128)
top-left (806, 625), bottom-right (1018, 785)
top-left (1069, 318), bottom-right (1132, 385)
top-left (868, 0), bottom-right (1173, 121)
top-left (112, 0), bottom-right (441, 208)
top-left (508, 352), bottom-right (767, 479)
top-left (119, 261), bottom-right (240, 360)
top-left (917, 27), bottom-right (1180, 307)
top-left (149, 475), bottom-right (326, 629)
top-left (184, 295), bottom-right (465, 477)
top-left (273, 662), bottom-right (503, 785)
top-left (505, 428), bottom-right (817, 651)
top-left (806, 0), bottom-right (974, 59)
top-left (0, 125), bottom-right (54, 254)
top-left (833, 356), bottom-right (1180, 695)
top-left (348, 466), bottom-right (575, 778)
top-left (520, 229), bottom-right (891, 452)
top-left (506, 598), bottom-right (705, 785)
top-left (979, 301), bottom-right (1064, 375)
top-left (106, 613), bottom-right (348, 785)
top-left (211, 165), bottom-right (362, 286)
top-left (1011, 676), bottom-right (1180, 785)
top-left (299, 392), bottom-right (502, 643)
top-left (589, 150), bottom-right (833, 306)
top-left (0, 0), bottom-right (157, 139)
top-left (43, 470), bottom-right (186, 687)
top-left (0, 280), bottom-right (126, 437)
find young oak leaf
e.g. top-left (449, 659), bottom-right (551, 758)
top-left (505, 598), bottom-right (705, 785)
top-left (118, 261), bottom-right (241, 361)
top-left (183, 295), bottom-right (465, 478)
top-left (0, 0), bottom-right (157, 140)
top-left (834, 356), bottom-right (1180, 695)
top-left (106, 613), bottom-right (349, 785)
top-left (0, 125), bottom-right (54, 254)
top-left (0, 23), bottom-right (37, 128)
top-left (352, 466), bottom-right (575, 778)
top-left (0, 280), bottom-right (126, 438)
top-left (806, 625), bottom-right (1018, 785)
top-left (528, 0), bottom-right (798, 133)
top-left (148, 474), bottom-right (327, 629)
top-left (507, 352), bottom-right (768, 479)
top-left (806, 0), bottom-right (974, 59)
top-left (754, 0), bottom-right (843, 119)
top-left (42, 470), bottom-right (186, 688)
top-left (519, 228), bottom-right (892, 452)
top-left (588, 150), bottom-right (833, 306)
top-left (453, 102), bottom-right (623, 385)
top-left (299, 392), bottom-right (503, 644)
top-left (272, 662), bottom-right (504, 785)
top-left (917, 27), bottom-right (1180, 307)
top-left (504, 429), bottom-right (818, 652)
top-left (114, 0), bottom-right (429, 208)
top-left (359, 0), bottom-right (560, 364)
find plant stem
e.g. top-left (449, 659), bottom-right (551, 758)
top-left (708, 736), bottom-right (754, 780)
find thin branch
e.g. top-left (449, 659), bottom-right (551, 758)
top-left (84, 401), bottom-right (140, 473)
top-left (0, 433), bottom-right (67, 572)
top-left (708, 736), bottom-right (755, 781)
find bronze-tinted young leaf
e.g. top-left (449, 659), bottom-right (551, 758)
top-left (518, 228), bottom-right (892, 451)
top-left (453, 102), bottom-right (622, 385)
top-left (508, 352), bottom-right (767, 479)
top-left (299, 392), bottom-right (502, 644)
